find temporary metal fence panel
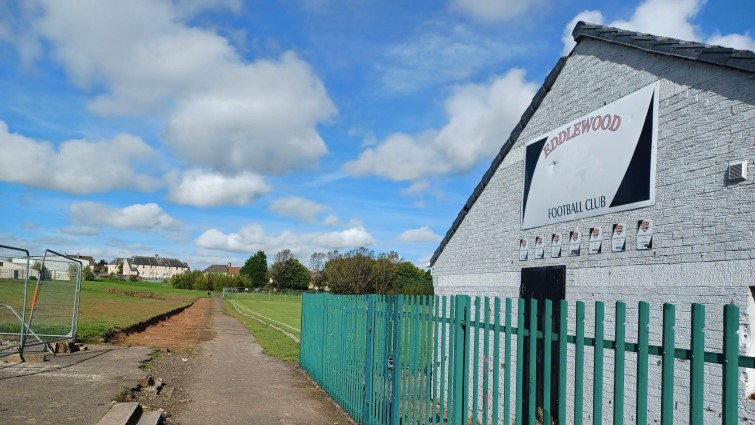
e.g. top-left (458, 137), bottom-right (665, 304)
top-left (23, 249), bottom-right (82, 351)
top-left (0, 245), bottom-right (31, 356)
top-left (300, 294), bottom-right (755, 425)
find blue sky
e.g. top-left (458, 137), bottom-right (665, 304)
top-left (0, 0), bottom-right (752, 271)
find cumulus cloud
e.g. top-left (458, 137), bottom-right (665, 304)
top-left (68, 202), bottom-right (182, 233)
top-left (195, 223), bottom-right (374, 258)
top-left (450, 0), bottom-right (538, 23)
top-left (167, 170), bottom-right (271, 207)
top-left (268, 197), bottom-right (331, 223)
top-left (398, 226), bottom-right (442, 243)
top-left (0, 121), bottom-right (159, 194)
top-left (562, 0), bottom-right (755, 55)
top-left (562, 11), bottom-right (605, 56)
top-left (344, 69), bottom-right (537, 181)
top-left (29, 0), bottom-right (336, 174)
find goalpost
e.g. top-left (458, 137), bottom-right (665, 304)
top-left (222, 287), bottom-right (239, 299)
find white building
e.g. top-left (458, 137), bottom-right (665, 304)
top-left (430, 22), bottom-right (755, 423)
top-left (107, 255), bottom-right (189, 280)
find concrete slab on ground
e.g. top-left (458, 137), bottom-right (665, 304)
top-left (0, 345), bottom-right (152, 425)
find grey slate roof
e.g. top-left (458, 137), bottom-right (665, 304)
top-left (573, 21), bottom-right (755, 74)
top-left (429, 21), bottom-right (755, 267)
top-left (203, 264), bottom-right (229, 273)
top-left (131, 256), bottom-right (189, 269)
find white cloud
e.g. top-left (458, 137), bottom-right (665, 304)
top-left (378, 24), bottom-right (514, 95)
top-left (163, 52), bottom-right (335, 174)
top-left (322, 214), bottom-right (340, 226)
top-left (68, 202), bottom-right (182, 232)
top-left (398, 226), bottom-right (442, 243)
top-left (195, 223), bottom-right (374, 258)
top-left (30, 0), bottom-right (336, 175)
top-left (707, 32), bottom-right (755, 51)
top-left (563, 0), bottom-right (755, 55)
top-left (562, 11), bottom-right (605, 55)
top-left (268, 197), bottom-right (331, 223)
top-left (0, 121), bottom-right (159, 194)
top-left (167, 170), bottom-right (271, 207)
top-left (450, 0), bottom-right (537, 23)
top-left (401, 180), bottom-right (430, 195)
top-left (345, 68), bottom-right (537, 181)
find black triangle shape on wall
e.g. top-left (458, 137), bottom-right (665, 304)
top-left (609, 93), bottom-right (655, 208)
top-left (522, 137), bottom-right (548, 221)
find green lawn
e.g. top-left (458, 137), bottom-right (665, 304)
top-left (223, 291), bottom-right (303, 361)
top-left (227, 292), bottom-right (302, 336)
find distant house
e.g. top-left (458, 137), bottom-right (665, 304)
top-left (107, 258), bottom-right (126, 275)
top-left (203, 263), bottom-right (240, 276)
top-left (108, 255), bottom-right (189, 280)
top-left (65, 253), bottom-right (95, 269)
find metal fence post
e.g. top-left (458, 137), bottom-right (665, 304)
top-left (452, 295), bottom-right (471, 425)
top-left (722, 304), bottom-right (739, 425)
top-left (363, 295), bottom-right (376, 425)
top-left (391, 295), bottom-right (403, 425)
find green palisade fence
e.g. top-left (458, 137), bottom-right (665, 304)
top-left (300, 293), bottom-right (755, 425)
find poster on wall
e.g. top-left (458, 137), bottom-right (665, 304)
top-left (636, 219), bottom-right (654, 250)
top-left (588, 227), bottom-right (603, 254)
top-left (534, 236), bottom-right (545, 259)
top-left (551, 233), bottom-right (562, 258)
top-left (519, 239), bottom-right (528, 260)
top-left (521, 83), bottom-right (659, 229)
top-left (611, 223), bottom-right (627, 252)
top-left (569, 230), bottom-right (581, 256)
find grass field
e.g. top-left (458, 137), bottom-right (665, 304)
top-left (0, 278), bottom-right (207, 342)
top-left (224, 292), bottom-right (302, 362)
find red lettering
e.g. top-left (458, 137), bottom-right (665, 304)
top-left (609, 114), bottom-right (621, 131)
top-left (601, 114), bottom-right (612, 130)
top-left (591, 116), bottom-right (601, 131)
top-left (550, 137), bottom-right (558, 151)
top-left (573, 123), bottom-right (581, 137)
top-left (581, 118), bottom-right (591, 134)
top-left (543, 143), bottom-right (551, 157)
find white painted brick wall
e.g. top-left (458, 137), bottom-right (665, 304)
top-left (431, 38), bottom-right (755, 423)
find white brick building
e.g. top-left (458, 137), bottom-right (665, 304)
top-left (429, 22), bottom-right (755, 423)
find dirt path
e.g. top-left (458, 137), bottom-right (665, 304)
top-left (125, 296), bottom-right (353, 425)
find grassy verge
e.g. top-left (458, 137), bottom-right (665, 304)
top-left (224, 299), bottom-right (300, 362)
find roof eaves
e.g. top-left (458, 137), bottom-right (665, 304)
top-left (429, 56), bottom-right (568, 267)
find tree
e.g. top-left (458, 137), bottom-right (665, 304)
top-left (393, 262), bottom-right (433, 295)
top-left (81, 266), bottom-right (95, 281)
top-left (240, 250), bottom-right (268, 288)
top-left (269, 250), bottom-right (310, 290)
top-left (309, 251), bottom-right (326, 289)
top-left (324, 248), bottom-right (377, 294)
top-left (117, 262), bottom-right (124, 275)
top-left (373, 251), bottom-right (400, 294)
top-left (68, 263), bottom-right (79, 281)
top-left (95, 259), bottom-right (108, 274)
